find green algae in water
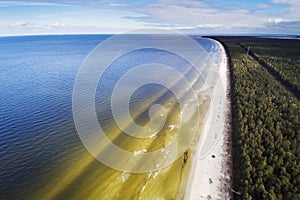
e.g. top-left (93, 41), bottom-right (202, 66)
top-left (23, 95), bottom-right (209, 200)
top-left (23, 66), bottom-right (211, 199)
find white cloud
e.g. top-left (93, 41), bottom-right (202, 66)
top-left (47, 22), bottom-right (66, 27)
top-left (271, 0), bottom-right (300, 5)
top-left (127, 0), bottom-right (267, 29)
top-left (0, 0), bottom-right (64, 7)
top-left (256, 4), bottom-right (272, 9)
top-left (271, 0), bottom-right (300, 21)
top-left (267, 18), bottom-right (284, 24)
top-left (8, 22), bottom-right (35, 27)
top-left (122, 0), bottom-right (300, 34)
top-left (0, 0), bottom-right (299, 35)
top-left (36, 11), bottom-right (81, 19)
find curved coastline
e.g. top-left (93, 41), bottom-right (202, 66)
top-left (185, 39), bottom-right (232, 200)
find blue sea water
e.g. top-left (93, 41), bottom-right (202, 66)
top-left (0, 35), bottom-right (217, 199)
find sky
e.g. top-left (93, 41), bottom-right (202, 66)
top-left (0, 0), bottom-right (299, 35)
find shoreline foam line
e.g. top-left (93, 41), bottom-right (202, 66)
top-left (185, 39), bottom-right (231, 200)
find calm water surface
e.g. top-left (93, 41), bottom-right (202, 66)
top-left (0, 35), bottom-right (217, 199)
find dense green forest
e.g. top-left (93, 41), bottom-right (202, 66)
top-left (212, 37), bottom-right (300, 200)
top-left (223, 37), bottom-right (300, 98)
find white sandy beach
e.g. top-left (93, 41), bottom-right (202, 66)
top-left (185, 40), bottom-right (231, 200)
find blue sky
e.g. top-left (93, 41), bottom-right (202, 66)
top-left (0, 0), bottom-right (299, 35)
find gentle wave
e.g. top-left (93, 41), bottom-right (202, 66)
top-left (0, 35), bottom-right (219, 199)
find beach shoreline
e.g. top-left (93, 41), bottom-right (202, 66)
top-left (185, 40), bottom-right (232, 200)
